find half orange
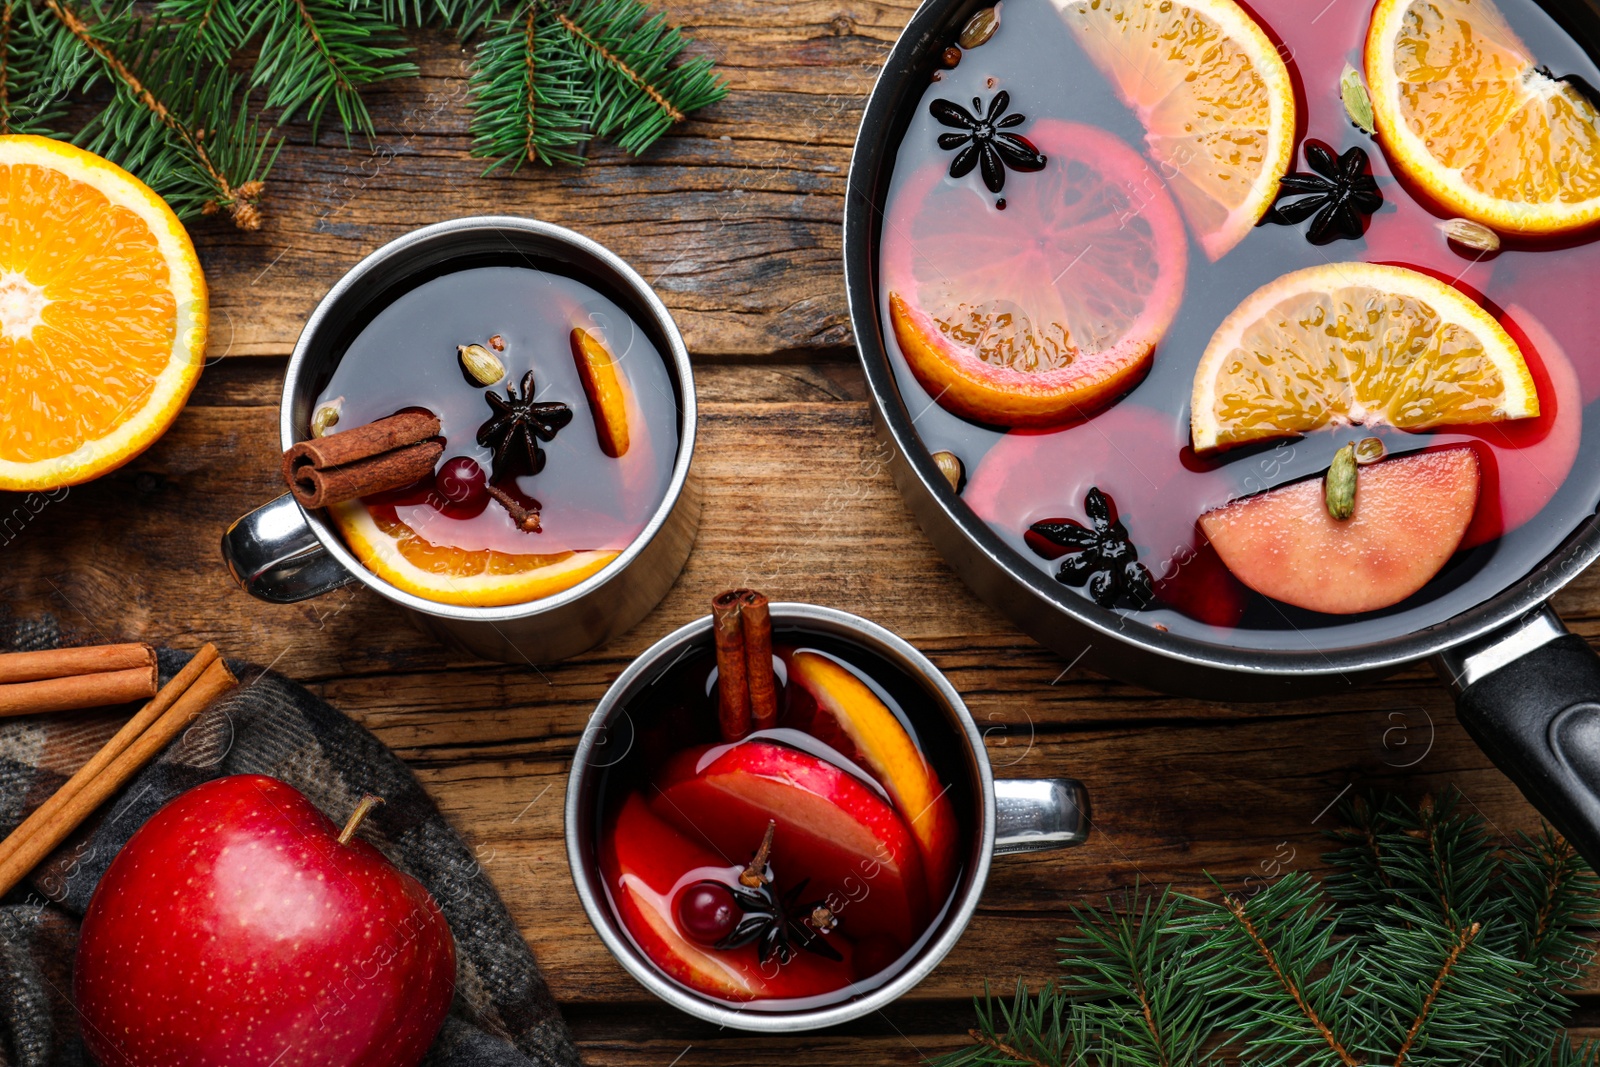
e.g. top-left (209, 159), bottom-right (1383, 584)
top-left (0, 136), bottom-right (207, 490)
top-left (1190, 263), bottom-right (1538, 452)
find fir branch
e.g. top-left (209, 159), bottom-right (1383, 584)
top-left (552, 0), bottom-right (726, 155)
top-left (41, 0), bottom-right (277, 226)
top-left (1392, 921), bottom-right (1478, 1067)
top-left (1218, 888), bottom-right (1359, 1067)
top-left (468, 0), bottom-right (588, 169)
top-left (359, 0), bottom-right (505, 38)
top-left (247, 0), bottom-right (417, 139)
top-left (933, 791), bottom-right (1600, 1067)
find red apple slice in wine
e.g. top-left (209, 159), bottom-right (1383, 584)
top-left (1198, 446), bottom-right (1481, 615)
top-left (602, 793), bottom-right (851, 1001)
top-left (651, 740), bottom-right (928, 946)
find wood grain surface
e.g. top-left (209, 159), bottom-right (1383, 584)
top-left (6, 0), bottom-right (1600, 1059)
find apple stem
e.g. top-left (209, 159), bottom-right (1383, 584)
top-left (740, 819), bottom-right (776, 888)
top-left (338, 794), bottom-right (385, 845)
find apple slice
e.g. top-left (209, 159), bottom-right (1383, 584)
top-left (651, 741), bottom-right (928, 946)
top-left (602, 793), bottom-right (852, 1001)
top-left (1198, 447), bottom-right (1481, 615)
top-left (783, 649), bottom-right (960, 903)
top-left (571, 327), bottom-right (630, 458)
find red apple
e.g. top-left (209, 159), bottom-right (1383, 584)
top-left (651, 740), bottom-right (928, 946)
top-left (1198, 447), bottom-right (1481, 615)
top-left (74, 775), bottom-right (456, 1067)
top-left (601, 793), bottom-right (853, 1001)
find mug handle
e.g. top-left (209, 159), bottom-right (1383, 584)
top-left (222, 493), bottom-right (355, 604)
top-left (994, 778), bottom-right (1090, 854)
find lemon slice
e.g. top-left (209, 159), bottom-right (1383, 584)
top-left (0, 135), bottom-right (207, 490)
top-left (1190, 262), bottom-right (1538, 452)
top-left (1053, 0), bottom-right (1296, 260)
top-left (1366, 0), bottom-right (1600, 235)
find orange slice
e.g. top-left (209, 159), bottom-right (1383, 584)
top-left (0, 135), bottom-right (207, 490)
top-left (330, 502), bottom-right (619, 607)
top-left (1190, 263), bottom-right (1538, 452)
top-left (1366, 0), bottom-right (1600, 235)
top-left (571, 327), bottom-right (630, 458)
top-left (1054, 0), bottom-right (1296, 259)
top-left (882, 119), bottom-right (1187, 427)
top-left (784, 650), bottom-right (961, 901)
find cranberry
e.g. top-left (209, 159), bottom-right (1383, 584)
top-left (676, 881), bottom-right (739, 944)
top-left (433, 456), bottom-right (489, 518)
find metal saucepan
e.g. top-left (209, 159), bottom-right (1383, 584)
top-left (843, 0), bottom-right (1600, 866)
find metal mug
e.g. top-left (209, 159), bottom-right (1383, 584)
top-left (565, 602), bottom-right (1090, 1031)
top-left (222, 216), bottom-right (700, 664)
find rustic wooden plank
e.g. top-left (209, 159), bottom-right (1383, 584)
top-left (5, 357), bottom-right (1599, 1028)
top-left (189, 0), bottom-right (910, 361)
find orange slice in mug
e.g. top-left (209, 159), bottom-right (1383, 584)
top-left (1054, 0), bottom-right (1297, 260)
top-left (882, 119), bottom-right (1187, 428)
top-left (331, 502), bottom-right (618, 607)
top-left (1366, 0), bottom-right (1600, 235)
top-left (0, 136), bottom-right (207, 490)
top-left (1190, 263), bottom-right (1538, 452)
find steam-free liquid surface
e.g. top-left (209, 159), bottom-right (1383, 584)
top-left (879, 0), bottom-right (1600, 651)
top-left (312, 265), bottom-right (679, 559)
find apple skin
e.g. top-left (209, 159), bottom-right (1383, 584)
top-left (73, 774), bottom-right (456, 1067)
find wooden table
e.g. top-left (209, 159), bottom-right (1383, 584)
top-left (3, 3), bottom-right (1597, 1061)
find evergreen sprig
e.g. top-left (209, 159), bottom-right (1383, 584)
top-left (937, 790), bottom-right (1600, 1067)
top-left (31, 0), bottom-right (277, 226)
top-left (2, 0), bottom-right (727, 225)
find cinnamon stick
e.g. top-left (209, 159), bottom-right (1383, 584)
top-left (0, 645), bottom-right (219, 874)
top-left (740, 591), bottom-right (777, 731)
top-left (0, 668), bottom-right (160, 718)
top-left (0, 642), bottom-right (154, 685)
top-left (282, 411), bottom-right (442, 509)
top-left (0, 653), bottom-right (237, 898)
top-left (712, 590), bottom-right (751, 742)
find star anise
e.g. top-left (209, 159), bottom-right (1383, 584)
top-left (931, 90), bottom-right (1046, 194)
top-left (476, 370), bottom-right (573, 481)
top-left (714, 821), bottom-right (842, 965)
top-left (1028, 487), bottom-right (1154, 609)
top-left (1267, 142), bottom-right (1383, 242)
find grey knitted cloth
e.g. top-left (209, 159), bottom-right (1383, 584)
top-left (0, 616), bottom-right (581, 1067)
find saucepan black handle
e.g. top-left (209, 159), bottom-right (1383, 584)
top-left (1441, 608), bottom-right (1600, 869)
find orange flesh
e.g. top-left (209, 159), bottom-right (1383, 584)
top-left (571, 327), bottom-right (631, 458)
top-left (1, 162), bottom-right (179, 463)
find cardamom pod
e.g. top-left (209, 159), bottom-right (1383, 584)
top-left (311, 397), bottom-right (343, 438)
top-left (1325, 442), bottom-right (1357, 520)
top-left (1441, 218), bottom-right (1501, 253)
top-left (931, 450), bottom-right (964, 492)
top-left (459, 343), bottom-right (506, 386)
top-left (1355, 436), bottom-right (1386, 465)
top-left (1341, 64), bottom-right (1375, 135)
top-left (958, 6), bottom-right (998, 49)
